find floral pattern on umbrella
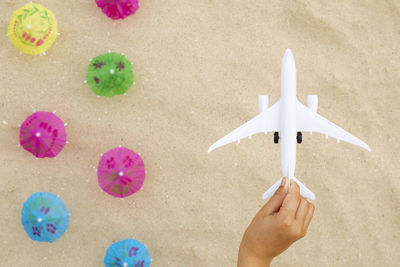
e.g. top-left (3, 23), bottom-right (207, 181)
top-left (86, 52), bottom-right (134, 97)
top-left (19, 111), bottom-right (67, 158)
top-left (104, 239), bottom-right (151, 267)
top-left (21, 192), bottom-right (70, 243)
top-left (8, 3), bottom-right (58, 55)
top-left (98, 147), bottom-right (145, 198)
top-left (95, 0), bottom-right (139, 20)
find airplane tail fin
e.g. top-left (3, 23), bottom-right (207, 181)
top-left (262, 177), bottom-right (315, 200)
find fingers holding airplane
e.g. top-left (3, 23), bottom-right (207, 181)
top-left (295, 197), bottom-right (311, 224)
top-left (260, 177), bottom-right (289, 216)
top-left (276, 180), bottom-right (315, 240)
top-left (279, 179), bottom-right (301, 221)
top-left (302, 202), bottom-right (315, 234)
top-left (292, 197), bottom-right (314, 239)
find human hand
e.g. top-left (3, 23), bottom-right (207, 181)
top-left (238, 178), bottom-right (315, 267)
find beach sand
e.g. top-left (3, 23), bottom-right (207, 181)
top-left (0, 0), bottom-right (399, 266)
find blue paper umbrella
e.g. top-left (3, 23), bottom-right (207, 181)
top-left (21, 192), bottom-right (70, 243)
top-left (104, 239), bottom-right (151, 267)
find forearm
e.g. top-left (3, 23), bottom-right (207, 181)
top-left (238, 243), bottom-right (272, 267)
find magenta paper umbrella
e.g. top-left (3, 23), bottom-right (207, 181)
top-left (19, 111), bottom-right (66, 158)
top-left (95, 0), bottom-right (139, 20)
top-left (98, 147), bottom-right (146, 198)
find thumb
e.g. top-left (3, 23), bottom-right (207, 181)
top-left (260, 177), bottom-right (289, 216)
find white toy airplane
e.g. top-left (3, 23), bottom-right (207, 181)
top-left (208, 49), bottom-right (371, 200)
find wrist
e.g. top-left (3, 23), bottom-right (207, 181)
top-left (238, 242), bottom-right (273, 267)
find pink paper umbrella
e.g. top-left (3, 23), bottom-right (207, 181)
top-left (98, 147), bottom-right (146, 198)
top-left (95, 0), bottom-right (139, 20)
top-left (19, 111), bottom-right (67, 158)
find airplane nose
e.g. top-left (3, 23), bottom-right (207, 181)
top-left (284, 48), bottom-right (294, 60)
top-left (282, 48), bottom-right (296, 71)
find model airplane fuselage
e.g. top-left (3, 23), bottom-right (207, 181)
top-left (208, 49), bottom-right (370, 200)
top-left (280, 49), bottom-right (298, 179)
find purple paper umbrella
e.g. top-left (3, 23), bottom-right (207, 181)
top-left (19, 111), bottom-right (67, 158)
top-left (98, 147), bottom-right (146, 198)
top-left (95, 0), bottom-right (139, 20)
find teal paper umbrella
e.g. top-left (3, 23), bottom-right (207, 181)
top-left (86, 52), bottom-right (134, 97)
top-left (21, 192), bottom-right (70, 243)
top-left (104, 238), bottom-right (151, 267)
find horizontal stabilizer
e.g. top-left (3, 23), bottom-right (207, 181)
top-left (262, 177), bottom-right (315, 200)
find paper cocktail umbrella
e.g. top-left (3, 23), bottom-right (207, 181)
top-left (98, 147), bottom-right (145, 198)
top-left (104, 239), bottom-right (151, 267)
top-left (86, 52), bottom-right (134, 97)
top-left (8, 3), bottom-right (58, 55)
top-left (95, 0), bottom-right (139, 20)
top-left (21, 192), bottom-right (70, 243)
top-left (19, 111), bottom-right (67, 158)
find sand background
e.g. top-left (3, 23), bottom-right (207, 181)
top-left (0, 0), bottom-right (399, 266)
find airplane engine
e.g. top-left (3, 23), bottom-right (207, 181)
top-left (258, 95), bottom-right (269, 113)
top-left (307, 95), bottom-right (318, 113)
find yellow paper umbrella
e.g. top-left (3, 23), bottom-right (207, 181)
top-left (8, 3), bottom-right (58, 55)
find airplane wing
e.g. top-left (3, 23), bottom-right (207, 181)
top-left (208, 100), bottom-right (281, 152)
top-left (296, 100), bottom-right (371, 151)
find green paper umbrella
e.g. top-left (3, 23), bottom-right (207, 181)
top-left (86, 52), bottom-right (134, 97)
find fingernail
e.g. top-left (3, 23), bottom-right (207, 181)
top-left (290, 179), bottom-right (294, 190)
top-left (289, 179), bottom-right (298, 191)
top-left (281, 178), bottom-right (289, 191)
top-left (284, 178), bottom-right (289, 191)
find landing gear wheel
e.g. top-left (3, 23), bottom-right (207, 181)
top-left (274, 132), bottom-right (279, 144)
top-left (297, 132), bottom-right (302, 144)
